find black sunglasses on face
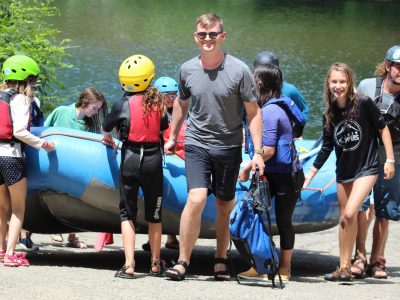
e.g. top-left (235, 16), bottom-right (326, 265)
top-left (196, 31), bottom-right (223, 39)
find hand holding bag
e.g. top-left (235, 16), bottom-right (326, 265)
top-left (229, 170), bottom-right (280, 282)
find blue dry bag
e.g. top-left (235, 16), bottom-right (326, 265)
top-left (229, 171), bottom-right (280, 277)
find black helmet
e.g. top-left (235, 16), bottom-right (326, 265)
top-left (385, 45), bottom-right (400, 63)
top-left (254, 51), bottom-right (279, 68)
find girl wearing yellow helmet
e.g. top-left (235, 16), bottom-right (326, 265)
top-left (102, 54), bottom-right (168, 278)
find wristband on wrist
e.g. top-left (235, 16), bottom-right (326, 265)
top-left (386, 158), bottom-right (395, 164)
top-left (42, 140), bottom-right (48, 149)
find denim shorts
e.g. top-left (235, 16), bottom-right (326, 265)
top-left (359, 192), bottom-right (374, 212)
top-left (373, 164), bottom-right (400, 221)
top-left (184, 144), bottom-right (242, 201)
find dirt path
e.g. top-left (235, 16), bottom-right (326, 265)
top-left (1, 222), bottom-right (399, 299)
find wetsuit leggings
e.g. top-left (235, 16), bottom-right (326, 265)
top-left (119, 144), bottom-right (163, 225)
top-left (266, 171), bottom-right (304, 250)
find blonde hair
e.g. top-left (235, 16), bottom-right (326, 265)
top-left (323, 62), bottom-right (358, 131)
top-left (0, 76), bottom-right (37, 104)
top-left (374, 61), bottom-right (388, 78)
top-left (195, 13), bottom-right (223, 31)
top-left (142, 86), bottom-right (167, 117)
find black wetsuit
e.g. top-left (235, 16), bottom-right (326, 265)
top-left (103, 94), bottom-right (168, 224)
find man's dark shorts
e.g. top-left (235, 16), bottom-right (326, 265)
top-left (0, 156), bottom-right (26, 186)
top-left (184, 144), bottom-right (242, 201)
top-left (373, 164), bottom-right (400, 221)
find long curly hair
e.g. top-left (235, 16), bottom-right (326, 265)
top-left (142, 86), bottom-right (167, 117)
top-left (76, 87), bottom-right (108, 133)
top-left (323, 62), bottom-right (358, 131)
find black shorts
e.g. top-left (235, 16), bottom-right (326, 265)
top-left (184, 144), bottom-right (242, 201)
top-left (119, 144), bottom-right (163, 224)
top-left (0, 156), bottom-right (26, 186)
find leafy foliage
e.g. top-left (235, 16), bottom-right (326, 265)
top-left (0, 0), bottom-right (75, 113)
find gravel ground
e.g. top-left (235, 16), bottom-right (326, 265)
top-left (1, 222), bottom-right (399, 300)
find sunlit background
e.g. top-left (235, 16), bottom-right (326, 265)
top-left (49, 0), bottom-right (400, 139)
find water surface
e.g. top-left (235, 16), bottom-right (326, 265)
top-left (50, 0), bottom-right (399, 138)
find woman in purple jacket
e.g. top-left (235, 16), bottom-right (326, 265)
top-left (238, 64), bottom-right (304, 283)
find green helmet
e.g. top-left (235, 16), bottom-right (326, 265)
top-left (2, 55), bottom-right (40, 81)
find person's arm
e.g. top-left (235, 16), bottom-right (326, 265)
top-left (11, 95), bottom-right (55, 151)
top-left (244, 101), bottom-right (265, 174)
top-left (303, 119), bottom-right (333, 188)
top-left (160, 114), bottom-right (169, 132)
top-left (164, 96), bottom-right (189, 153)
top-left (380, 125), bottom-right (395, 180)
top-left (365, 95), bottom-right (395, 180)
top-left (101, 98), bottom-right (125, 147)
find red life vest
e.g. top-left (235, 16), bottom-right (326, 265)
top-left (127, 94), bottom-right (161, 143)
top-left (0, 90), bottom-right (16, 142)
top-left (163, 121), bottom-right (187, 159)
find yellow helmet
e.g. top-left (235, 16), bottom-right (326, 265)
top-left (118, 54), bottom-right (155, 92)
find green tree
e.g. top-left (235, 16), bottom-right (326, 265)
top-left (0, 0), bottom-right (75, 113)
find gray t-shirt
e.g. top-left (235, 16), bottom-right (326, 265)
top-left (178, 53), bottom-right (256, 149)
top-left (357, 77), bottom-right (400, 164)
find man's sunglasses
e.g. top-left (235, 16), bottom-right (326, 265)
top-left (196, 31), bottom-right (223, 40)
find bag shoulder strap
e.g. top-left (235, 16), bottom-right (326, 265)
top-left (375, 77), bottom-right (383, 99)
top-left (0, 89), bottom-right (17, 103)
top-left (266, 97), bottom-right (306, 126)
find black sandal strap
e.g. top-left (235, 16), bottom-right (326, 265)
top-left (176, 260), bottom-right (188, 271)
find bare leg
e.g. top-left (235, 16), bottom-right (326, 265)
top-left (370, 217), bottom-right (389, 262)
top-left (0, 184), bottom-right (11, 251)
top-left (337, 175), bottom-right (377, 268)
top-left (279, 249), bottom-right (293, 276)
top-left (173, 188), bottom-right (208, 274)
top-left (6, 178), bottom-right (27, 255)
top-left (121, 220), bottom-right (135, 275)
top-left (214, 197), bottom-right (234, 275)
top-left (355, 211), bottom-right (368, 259)
top-left (148, 222), bottom-right (162, 262)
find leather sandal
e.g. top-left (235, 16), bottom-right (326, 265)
top-left (366, 258), bottom-right (388, 279)
top-left (115, 264), bottom-right (135, 279)
top-left (149, 258), bottom-right (165, 276)
top-left (0, 250), bottom-right (4, 263)
top-left (351, 256), bottom-right (367, 279)
top-left (214, 257), bottom-right (230, 281)
top-left (164, 260), bottom-right (188, 281)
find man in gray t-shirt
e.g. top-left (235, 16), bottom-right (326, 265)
top-left (352, 45), bottom-right (400, 279)
top-left (164, 13), bottom-right (264, 281)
